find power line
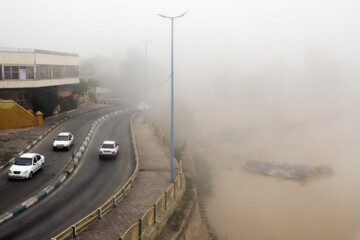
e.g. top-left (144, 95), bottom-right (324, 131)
top-left (151, 75), bottom-right (171, 86)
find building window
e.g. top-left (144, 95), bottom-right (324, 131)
top-left (19, 66), bottom-right (27, 80)
top-left (53, 65), bottom-right (64, 79)
top-left (36, 65), bottom-right (51, 79)
top-left (3, 65), bottom-right (34, 80)
top-left (0, 65), bottom-right (2, 80)
top-left (4, 66), bottom-right (11, 79)
top-left (26, 66), bottom-right (34, 79)
top-left (11, 66), bottom-right (19, 79)
top-left (65, 66), bottom-right (79, 78)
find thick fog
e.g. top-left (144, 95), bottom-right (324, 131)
top-left (2, 0), bottom-right (360, 239)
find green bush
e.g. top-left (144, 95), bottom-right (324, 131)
top-left (174, 142), bottom-right (186, 162)
top-left (192, 150), bottom-right (212, 196)
top-left (32, 87), bottom-right (59, 117)
top-left (59, 96), bottom-right (77, 112)
top-left (168, 176), bottom-right (194, 230)
top-left (32, 87), bottom-right (78, 117)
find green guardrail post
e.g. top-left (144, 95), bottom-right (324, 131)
top-left (165, 192), bottom-right (167, 210)
top-left (139, 218), bottom-right (142, 240)
top-left (181, 173), bottom-right (183, 188)
top-left (153, 203), bottom-right (156, 224)
top-left (174, 183), bottom-right (176, 198)
top-left (72, 225), bottom-right (77, 237)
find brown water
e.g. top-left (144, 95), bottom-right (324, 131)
top-left (203, 113), bottom-right (360, 240)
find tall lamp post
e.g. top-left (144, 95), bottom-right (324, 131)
top-left (140, 40), bottom-right (151, 123)
top-left (158, 12), bottom-right (187, 182)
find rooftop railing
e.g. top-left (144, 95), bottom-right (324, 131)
top-left (0, 47), bottom-right (78, 57)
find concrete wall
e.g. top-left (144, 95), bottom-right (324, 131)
top-left (0, 52), bottom-right (78, 65)
top-left (176, 193), bottom-right (212, 240)
top-left (0, 78), bottom-right (79, 88)
top-left (35, 53), bottom-right (79, 65)
top-left (0, 99), bottom-right (41, 130)
top-left (0, 50), bottom-right (79, 89)
top-left (0, 52), bottom-right (35, 65)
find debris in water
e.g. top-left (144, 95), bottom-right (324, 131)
top-left (242, 159), bottom-right (334, 181)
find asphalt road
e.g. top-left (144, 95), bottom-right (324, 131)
top-left (0, 108), bottom-right (136, 240)
top-left (0, 106), bottom-right (120, 214)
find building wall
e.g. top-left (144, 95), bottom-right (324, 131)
top-left (0, 89), bottom-right (32, 109)
top-left (0, 48), bottom-right (79, 109)
top-left (0, 52), bottom-right (35, 65)
top-left (35, 53), bottom-right (78, 65)
top-left (0, 78), bottom-right (79, 88)
top-left (0, 49), bottom-right (79, 89)
top-left (0, 51), bottom-right (78, 65)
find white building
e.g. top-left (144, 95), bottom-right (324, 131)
top-left (0, 48), bottom-right (79, 109)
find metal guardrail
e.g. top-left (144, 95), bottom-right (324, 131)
top-left (51, 114), bottom-right (139, 240)
top-left (118, 113), bottom-right (185, 240)
top-left (119, 171), bottom-right (183, 240)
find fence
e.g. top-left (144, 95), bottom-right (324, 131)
top-left (119, 114), bottom-right (183, 240)
top-left (51, 114), bottom-right (139, 240)
top-left (119, 172), bottom-right (183, 240)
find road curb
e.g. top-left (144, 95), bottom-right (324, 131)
top-left (0, 109), bottom-right (123, 225)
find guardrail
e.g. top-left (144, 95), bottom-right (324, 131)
top-left (119, 114), bottom-right (183, 240)
top-left (119, 170), bottom-right (183, 240)
top-left (51, 113), bottom-right (139, 240)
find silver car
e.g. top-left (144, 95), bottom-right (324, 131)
top-left (53, 132), bottom-right (74, 151)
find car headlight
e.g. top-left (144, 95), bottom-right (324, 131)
top-left (23, 170), bottom-right (28, 174)
top-left (8, 170), bottom-right (12, 174)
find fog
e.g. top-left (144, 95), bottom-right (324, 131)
top-left (3, 0), bottom-right (360, 239)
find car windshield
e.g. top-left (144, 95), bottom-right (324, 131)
top-left (56, 135), bottom-right (69, 141)
top-left (14, 158), bottom-right (33, 166)
top-left (102, 144), bottom-right (115, 149)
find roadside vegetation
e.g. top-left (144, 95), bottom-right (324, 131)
top-left (31, 82), bottom-right (90, 117)
top-left (168, 176), bottom-right (194, 230)
top-left (192, 149), bottom-right (213, 196)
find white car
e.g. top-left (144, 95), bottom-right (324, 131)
top-left (99, 140), bottom-right (119, 159)
top-left (53, 132), bottom-right (74, 151)
top-left (8, 153), bottom-right (45, 179)
top-left (137, 102), bottom-right (152, 110)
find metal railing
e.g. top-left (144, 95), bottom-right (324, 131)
top-left (119, 115), bottom-right (184, 240)
top-left (119, 169), bottom-right (183, 240)
top-left (0, 47), bottom-right (78, 56)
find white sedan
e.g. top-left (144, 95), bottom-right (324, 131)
top-left (137, 102), bottom-right (152, 110)
top-left (53, 132), bottom-right (74, 151)
top-left (8, 153), bottom-right (45, 179)
top-left (99, 141), bottom-right (119, 159)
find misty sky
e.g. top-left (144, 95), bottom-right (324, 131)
top-left (2, 0), bottom-right (360, 110)
top-left (2, 0), bottom-right (358, 59)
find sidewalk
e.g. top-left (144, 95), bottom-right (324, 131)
top-left (0, 102), bottom-right (109, 167)
top-left (75, 113), bottom-right (178, 239)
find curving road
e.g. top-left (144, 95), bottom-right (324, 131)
top-left (0, 108), bottom-right (136, 240)
top-left (0, 106), bottom-right (120, 214)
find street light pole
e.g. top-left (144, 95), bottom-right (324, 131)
top-left (158, 12), bottom-right (187, 182)
top-left (140, 40), bottom-right (151, 123)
